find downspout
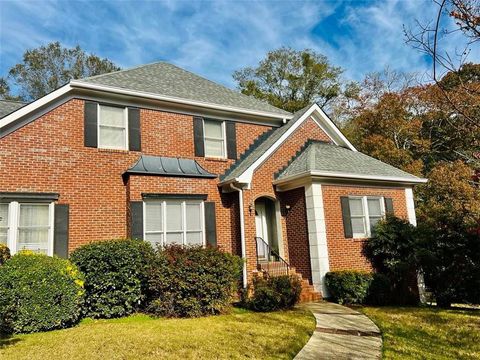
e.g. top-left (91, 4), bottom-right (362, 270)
top-left (230, 183), bottom-right (248, 288)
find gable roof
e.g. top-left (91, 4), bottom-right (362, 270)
top-left (0, 100), bottom-right (26, 118)
top-left (275, 141), bottom-right (426, 184)
top-left (75, 62), bottom-right (290, 117)
top-left (219, 103), bottom-right (357, 186)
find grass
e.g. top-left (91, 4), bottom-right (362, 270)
top-left (360, 306), bottom-right (480, 359)
top-left (0, 307), bottom-right (315, 360)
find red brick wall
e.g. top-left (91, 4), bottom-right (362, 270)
top-left (242, 116), bottom-right (332, 277)
top-left (0, 98), bottom-right (270, 252)
top-left (281, 187), bottom-right (312, 283)
top-left (321, 184), bottom-right (408, 271)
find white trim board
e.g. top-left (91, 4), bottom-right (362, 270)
top-left (223, 103), bottom-right (357, 187)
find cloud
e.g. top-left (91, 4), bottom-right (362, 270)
top-left (0, 0), bottom-right (478, 91)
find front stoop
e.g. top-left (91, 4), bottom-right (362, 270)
top-left (255, 263), bottom-right (322, 303)
top-left (290, 267), bottom-right (322, 303)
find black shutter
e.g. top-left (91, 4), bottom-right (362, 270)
top-left (193, 116), bottom-right (205, 157)
top-left (128, 108), bottom-right (141, 151)
top-left (84, 102), bottom-right (98, 148)
top-left (226, 121), bottom-right (237, 159)
top-left (54, 204), bottom-right (69, 258)
top-left (130, 201), bottom-right (144, 239)
top-left (340, 197), bottom-right (353, 238)
top-left (204, 202), bottom-right (217, 247)
top-left (384, 198), bottom-right (394, 215)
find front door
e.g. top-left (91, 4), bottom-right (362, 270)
top-left (255, 200), bottom-right (269, 259)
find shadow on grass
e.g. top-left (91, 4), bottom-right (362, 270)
top-left (0, 333), bottom-right (21, 349)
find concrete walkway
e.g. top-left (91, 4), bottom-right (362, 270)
top-left (295, 302), bottom-right (382, 360)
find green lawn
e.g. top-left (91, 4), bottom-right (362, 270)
top-left (0, 308), bottom-right (315, 360)
top-left (360, 306), bottom-right (480, 359)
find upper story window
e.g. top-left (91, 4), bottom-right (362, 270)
top-left (203, 119), bottom-right (226, 158)
top-left (144, 199), bottom-right (205, 248)
top-left (348, 196), bottom-right (385, 238)
top-left (98, 105), bottom-right (128, 150)
top-left (0, 202), bottom-right (54, 255)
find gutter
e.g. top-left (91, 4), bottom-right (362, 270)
top-left (229, 183), bottom-right (248, 288)
top-left (273, 170), bottom-right (428, 185)
top-left (70, 80), bottom-right (292, 121)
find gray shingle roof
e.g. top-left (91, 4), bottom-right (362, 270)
top-left (77, 62), bottom-right (290, 116)
top-left (276, 141), bottom-right (423, 182)
top-left (0, 100), bottom-right (26, 118)
top-left (126, 155), bottom-right (216, 178)
top-left (220, 105), bottom-right (314, 182)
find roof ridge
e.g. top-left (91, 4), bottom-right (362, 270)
top-left (78, 61), bottom-right (166, 82)
top-left (0, 99), bottom-right (26, 104)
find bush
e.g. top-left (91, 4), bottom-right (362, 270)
top-left (146, 245), bottom-right (243, 318)
top-left (70, 239), bottom-right (155, 319)
top-left (363, 215), bottom-right (420, 305)
top-left (325, 271), bottom-right (373, 305)
top-left (0, 244), bottom-right (10, 265)
top-left (0, 253), bottom-right (84, 334)
top-left (417, 219), bottom-right (480, 307)
top-left (366, 273), bottom-right (393, 305)
top-left (245, 275), bottom-right (302, 312)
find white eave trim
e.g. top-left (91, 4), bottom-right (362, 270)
top-left (70, 80), bottom-right (291, 120)
top-left (0, 84), bottom-right (72, 129)
top-left (220, 103), bottom-right (357, 187)
top-left (273, 170), bottom-right (428, 185)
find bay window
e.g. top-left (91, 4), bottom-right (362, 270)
top-left (144, 200), bottom-right (204, 248)
top-left (0, 202), bottom-right (54, 255)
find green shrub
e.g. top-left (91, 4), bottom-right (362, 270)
top-left (325, 271), bottom-right (373, 305)
top-left (0, 244), bottom-right (10, 265)
top-left (366, 273), bottom-right (393, 305)
top-left (0, 253), bottom-right (84, 334)
top-left (146, 245), bottom-right (243, 317)
top-left (245, 275), bottom-right (302, 312)
top-left (70, 239), bottom-right (155, 319)
top-left (363, 215), bottom-right (420, 305)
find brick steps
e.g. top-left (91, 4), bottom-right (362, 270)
top-left (255, 262), bottom-right (322, 303)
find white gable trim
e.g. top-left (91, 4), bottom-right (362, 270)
top-left (232, 103), bottom-right (357, 187)
top-left (0, 84), bottom-right (72, 130)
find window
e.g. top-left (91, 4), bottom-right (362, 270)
top-left (98, 105), bottom-right (128, 150)
top-left (144, 200), bottom-right (204, 248)
top-left (0, 202), bottom-right (54, 255)
top-left (348, 196), bottom-right (385, 238)
top-left (203, 119), bottom-right (226, 158)
top-left (0, 204), bottom-right (8, 246)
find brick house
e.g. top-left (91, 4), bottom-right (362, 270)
top-left (0, 62), bottom-right (426, 297)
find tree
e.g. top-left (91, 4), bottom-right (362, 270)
top-left (233, 47), bottom-right (342, 113)
top-left (4, 42), bottom-right (120, 101)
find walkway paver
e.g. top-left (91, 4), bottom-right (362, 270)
top-left (295, 302), bottom-right (382, 360)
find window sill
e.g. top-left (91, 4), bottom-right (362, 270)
top-left (97, 148), bottom-right (130, 154)
top-left (203, 157), bottom-right (230, 163)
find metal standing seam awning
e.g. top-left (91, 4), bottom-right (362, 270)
top-left (124, 155), bottom-right (217, 178)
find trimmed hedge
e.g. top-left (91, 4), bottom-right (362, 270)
top-left (325, 271), bottom-right (373, 305)
top-left (0, 244), bottom-right (10, 265)
top-left (70, 239), bottom-right (155, 319)
top-left (146, 245), bottom-right (243, 317)
top-left (245, 275), bottom-right (302, 312)
top-left (0, 253), bottom-right (84, 334)
top-left (325, 270), bottom-right (393, 305)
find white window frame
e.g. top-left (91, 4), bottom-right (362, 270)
top-left (1, 201), bottom-right (55, 256)
top-left (349, 196), bottom-right (385, 238)
top-left (143, 199), bottom-right (205, 247)
top-left (97, 104), bottom-right (129, 150)
top-left (203, 119), bottom-right (227, 158)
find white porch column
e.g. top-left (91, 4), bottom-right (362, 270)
top-left (304, 182), bottom-right (330, 296)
